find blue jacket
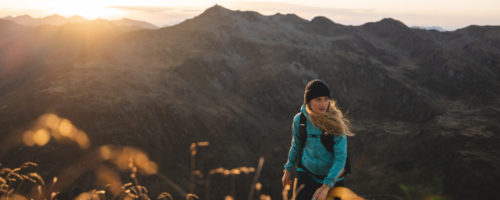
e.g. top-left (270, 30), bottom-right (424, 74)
top-left (284, 105), bottom-right (347, 188)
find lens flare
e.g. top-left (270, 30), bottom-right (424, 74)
top-left (96, 166), bottom-right (122, 196)
top-left (239, 167), bottom-right (249, 174)
top-left (74, 131), bottom-right (90, 149)
top-left (255, 182), bottom-right (262, 191)
top-left (33, 129), bottom-right (50, 146)
top-left (197, 141), bottom-right (209, 146)
top-left (231, 169), bottom-right (241, 175)
top-left (58, 119), bottom-right (74, 137)
top-left (99, 146), bottom-right (112, 160)
top-left (44, 114), bottom-right (60, 130)
top-left (139, 161), bottom-right (158, 175)
top-left (23, 130), bottom-right (36, 147)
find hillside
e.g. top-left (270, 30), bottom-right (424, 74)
top-left (1, 5), bottom-right (499, 200)
top-left (2, 14), bottom-right (158, 30)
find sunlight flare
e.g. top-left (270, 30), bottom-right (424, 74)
top-left (33, 129), bottom-right (50, 146)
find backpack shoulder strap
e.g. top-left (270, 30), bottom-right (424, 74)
top-left (298, 112), bottom-right (307, 148)
top-left (320, 133), bottom-right (334, 153)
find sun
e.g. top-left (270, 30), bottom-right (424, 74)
top-left (48, 1), bottom-right (124, 19)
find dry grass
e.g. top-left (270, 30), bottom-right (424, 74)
top-left (0, 113), bottom-right (273, 200)
top-left (1, 113), bottom-right (367, 200)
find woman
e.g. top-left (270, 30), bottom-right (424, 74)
top-left (282, 79), bottom-right (354, 200)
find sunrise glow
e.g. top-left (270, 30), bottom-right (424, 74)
top-left (0, 0), bottom-right (499, 30)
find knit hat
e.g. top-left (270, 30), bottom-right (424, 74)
top-left (304, 79), bottom-right (331, 104)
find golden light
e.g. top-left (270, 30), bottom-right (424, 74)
top-left (224, 196), bottom-right (234, 200)
top-left (196, 141), bottom-right (209, 146)
top-left (260, 194), bottom-right (271, 200)
top-left (33, 129), bottom-right (50, 146)
top-left (209, 167), bottom-right (225, 174)
top-left (44, 114), bottom-right (60, 130)
top-left (96, 166), bottom-right (122, 196)
top-left (100, 146), bottom-right (112, 160)
top-left (282, 184), bottom-right (291, 200)
top-left (255, 182), bottom-right (262, 191)
top-left (327, 186), bottom-right (366, 200)
top-left (74, 131), bottom-right (90, 149)
top-left (9, 194), bottom-right (27, 200)
top-left (239, 167), bottom-right (249, 174)
top-left (139, 161), bottom-right (158, 175)
top-left (58, 119), bottom-right (74, 137)
top-left (284, 184), bottom-right (291, 191)
top-left (123, 195), bottom-right (134, 200)
top-left (115, 150), bottom-right (132, 171)
top-left (44, 1), bottom-right (124, 20)
top-left (74, 192), bottom-right (91, 200)
top-left (110, 146), bottom-right (158, 175)
top-left (134, 152), bottom-right (148, 164)
top-left (230, 169), bottom-right (241, 175)
top-left (133, 152), bottom-right (158, 175)
top-left (23, 130), bottom-right (36, 147)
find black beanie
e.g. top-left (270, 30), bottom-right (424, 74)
top-left (304, 79), bottom-right (331, 104)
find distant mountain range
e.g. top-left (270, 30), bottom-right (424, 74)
top-left (2, 14), bottom-right (158, 29)
top-left (411, 26), bottom-right (447, 32)
top-left (0, 5), bottom-right (499, 200)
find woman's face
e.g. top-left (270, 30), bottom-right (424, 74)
top-left (309, 96), bottom-right (330, 114)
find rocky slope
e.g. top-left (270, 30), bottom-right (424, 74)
top-left (0, 5), bottom-right (499, 200)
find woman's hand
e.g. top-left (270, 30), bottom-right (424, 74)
top-left (282, 170), bottom-right (292, 186)
top-left (312, 184), bottom-right (330, 200)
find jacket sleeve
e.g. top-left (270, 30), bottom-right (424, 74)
top-left (323, 134), bottom-right (347, 188)
top-left (284, 114), bottom-right (303, 171)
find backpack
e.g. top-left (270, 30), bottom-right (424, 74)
top-left (297, 112), bottom-right (351, 179)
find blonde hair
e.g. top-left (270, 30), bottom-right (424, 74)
top-left (306, 99), bottom-right (354, 137)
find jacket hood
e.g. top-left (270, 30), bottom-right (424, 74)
top-left (300, 104), bottom-right (309, 118)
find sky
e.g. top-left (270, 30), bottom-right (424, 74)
top-left (0, 0), bottom-right (499, 30)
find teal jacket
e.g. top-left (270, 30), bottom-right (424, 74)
top-left (284, 105), bottom-right (347, 188)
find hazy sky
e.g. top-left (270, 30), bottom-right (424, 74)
top-left (1, 0), bottom-right (499, 30)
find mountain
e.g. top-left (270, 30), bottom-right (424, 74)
top-left (1, 5), bottom-right (499, 200)
top-left (2, 14), bottom-right (158, 30)
top-left (113, 18), bottom-right (158, 29)
top-left (411, 26), bottom-right (447, 32)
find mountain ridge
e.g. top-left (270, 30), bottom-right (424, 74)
top-left (0, 5), bottom-right (499, 200)
top-left (2, 14), bottom-right (158, 29)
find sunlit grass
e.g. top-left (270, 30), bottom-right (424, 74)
top-left (2, 112), bottom-right (372, 200)
top-left (2, 113), bottom-right (273, 200)
top-left (19, 113), bottom-right (91, 149)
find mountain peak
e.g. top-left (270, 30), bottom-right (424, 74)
top-left (270, 13), bottom-right (308, 24)
top-left (375, 18), bottom-right (407, 28)
top-left (311, 16), bottom-right (335, 25)
top-left (361, 17), bottom-right (409, 34)
top-left (43, 14), bottom-right (65, 19)
top-left (201, 4), bottom-right (232, 16)
top-left (114, 18), bottom-right (158, 29)
top-left (16, 15), bottom-right (33, 20)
